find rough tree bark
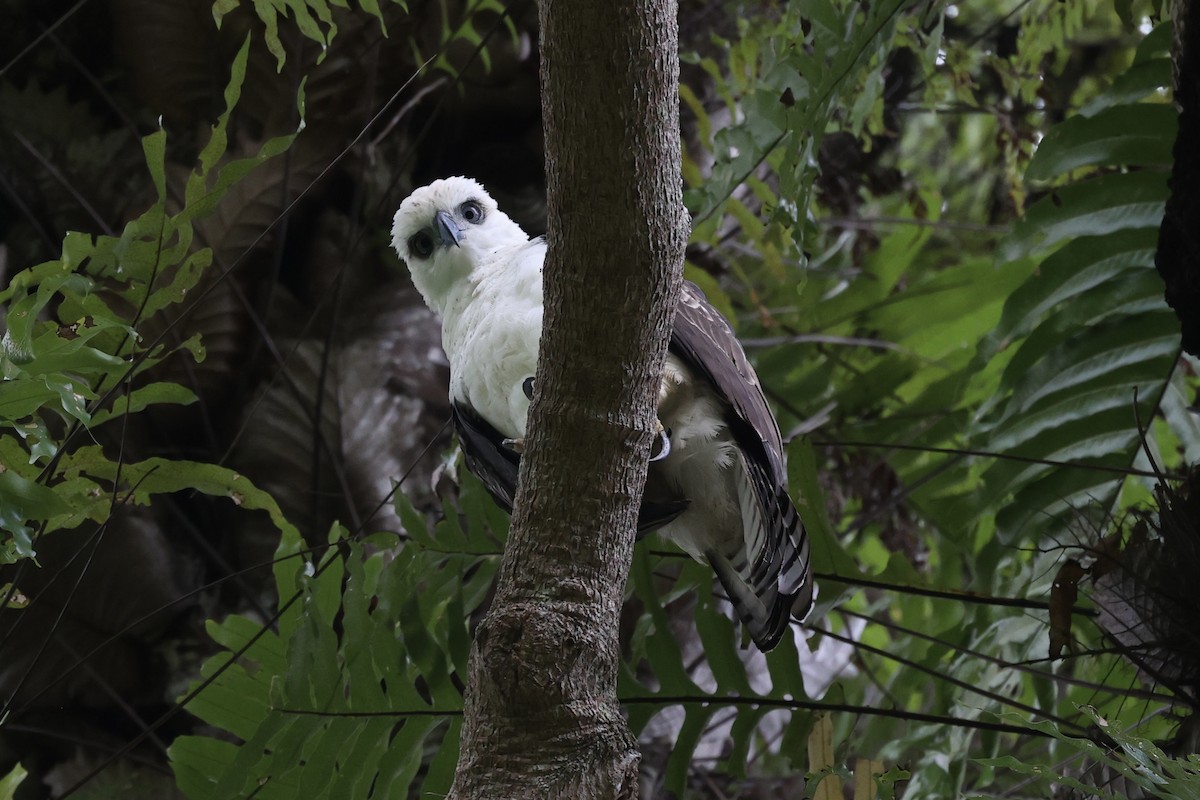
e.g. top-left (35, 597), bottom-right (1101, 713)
top-left (444, 0), bottom-right (686, 798)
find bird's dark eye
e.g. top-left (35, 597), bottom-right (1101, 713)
top-left (460, 201), bottom-right (484, 224)
top-left (408, 231), bottom-right (434, 258)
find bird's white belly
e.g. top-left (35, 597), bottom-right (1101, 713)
top-left (445, 301), bottom-right (542, 438)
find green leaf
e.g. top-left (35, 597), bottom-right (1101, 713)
top-left (999, 311), bottom-right (1177, 418)
top-left (788, 438), bottom-right (861, 585)
top-left (693, 570), bottom-right (755, 696)
top-left (998, 171), bottom-right (1167, 263)
top-left (42, 375), bottom-right (96, 423)
top-left (991, 228), bottom-right (1157, 348)
top-left (0, 763), bottom-right (27, 800)
top-left (198, 35), bottom-right (248, 177)
top-left (665, 702), bottom-right (718, 794)
top-left (0, 466), bottom-right (70, 558)
top-left (630, 551), bottom-right (702, 695)
top-left (0, 466), bottom-right (70, 521)
top-left (1080, 57), bottom-right (1172, 116)
top-left (764, 625), bottom-right (809, 711)
top-left (141, 248), bottom-right (214, 317)
top-left (2, 272), bottom-right (93, 365)
top-left (173, 525), bottom-right (478, 799)
top-left (22, 320), bottom-right (128, 377)
top-left (0, 380), bottom-right (62, 422)
top-left (58, 448), bottom-right (298, 541)
top-left (87, 382), bottom-right (199, 427)
top-left (143, 127), bottom-right (168, 202)
top-left (60, 230), bottom-right (94, 272)
top-left (170, 737), bottom-right (240, 800)
top-left (1026, 104), bottom-right (1176, 181)
top-left (374, 720), bottom-right (444, 799)
top-left (421, 718), bottom-right (461, 797)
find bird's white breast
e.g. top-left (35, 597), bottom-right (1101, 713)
top-left (440, 241), bottom-right (545, 437)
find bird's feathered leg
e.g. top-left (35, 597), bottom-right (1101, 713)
top-left (503, 376), bottom-right (671, 461)
top-left (501, 377), bottom-right (537, 453)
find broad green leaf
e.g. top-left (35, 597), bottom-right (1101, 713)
top-left (143, 127), bottom-right (168, 201)
top-left (174, 526), bottom-right (474, 799)
top-left (723, 703), bottom-right (769, 778)
top-left (0, 467), bottom-right (71, 558)
top-left (995, 468), bottom-right (1124, 543)
top-left (1027, 104), bottom-right (1175, 181)
top-left (421, 717), bottom-right (461, 797)
top-left (374, 719), bottom-right (445, 800)
top-left (140, 249), bottom-right (214, 317)
top-left (987, 387), bottom-right (1154, 453)
top-left (0, 380), bottom-right (61, 421)
top-left (788, 438), bottom-right (861, 584)
top-left (630, 551), bottom-right (702, 695)
top-left (1, 273), bottom-right (93, 365)
top-left (169, 737), bottom-right (239, 800)
top-left (764, 622), bottom-right (808, 701)
top-left (689, 560), bottom-right (754, 692)
top-left (665, 702), bottom-right (718, 794)
top-left (998, 171), bottom-right (1167, 263)
top-left (21, 322), bottom-right (127, 377)
top-left (196, 35), bottom-right (248, 177)
top-left (1000, 311), bottom-right (1177, 418)
top-left (58, 448), bottom-right (298, 540)
top-left (87, 383), bottom-right (199, 427)
top-left (991, 228), bottom-right (1157, 348)
top-left (1080, 57), bottom-right (1172, 116)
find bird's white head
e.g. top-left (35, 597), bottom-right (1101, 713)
top-left (391, 177), bottom-right (530, 314)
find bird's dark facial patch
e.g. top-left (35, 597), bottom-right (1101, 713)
top-left (408, 230), bottom-right (435, 259)
top-left (460, 200), bottom-right (485, 224)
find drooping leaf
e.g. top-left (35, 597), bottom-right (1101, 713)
top-left (997, 171), bottom-right (1167, 264)
top-left (0, 764), bottom-right (27, 800)
top-left (1026, 104), bottom-right (1176, 182)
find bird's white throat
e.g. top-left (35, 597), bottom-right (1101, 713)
top-left (439, 239), bottom-right (547, 439)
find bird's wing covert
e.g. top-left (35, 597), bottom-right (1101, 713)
top-left (669, 282), bottom-right (786, 479)
top-left (669, 281), bottom-right (816, 647)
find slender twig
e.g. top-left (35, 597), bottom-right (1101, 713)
top-left (0, 0), bottom-right (93, 77)
top-left (3, 724), bottom-right (172, 773)
top-left (742, 333), bottom-right (913, 353)
top-left (12, 131), bottom-right (113, 236)
top-left (816, 571), bottom-right (1097, 617)
top-left (817, 215), bottom-right (1007, 233)
top-left (277, 695), bottom-right (1092, 742)
top-left (838, 608), bottom-right (1181, 706)
top-left (0, 168), bottom-right (58, 255)
top-left (815, 624), bottom-right (1087, 734)
top-left (809, 439), bottom-right (1185, 482)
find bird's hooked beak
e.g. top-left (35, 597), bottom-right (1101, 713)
top-left (435, 210), bottom-right (462, 248)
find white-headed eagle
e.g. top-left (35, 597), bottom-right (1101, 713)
top-left (392, 176), bottom-right (815, 651)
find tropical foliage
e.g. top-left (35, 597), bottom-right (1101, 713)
top-left (0, 0), bottom-right (1194, 797)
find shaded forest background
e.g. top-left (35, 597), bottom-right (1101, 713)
top-left (0, 0), bottom-right (1197, 797)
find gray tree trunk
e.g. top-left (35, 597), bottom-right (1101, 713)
top-left (444, 0), bottom-right (686, 797)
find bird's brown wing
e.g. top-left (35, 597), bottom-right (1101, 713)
top-left (668, 281), bottom-right (815, 650)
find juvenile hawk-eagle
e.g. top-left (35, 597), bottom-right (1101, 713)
top-left (392, 177), bottom-right (815, 650)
